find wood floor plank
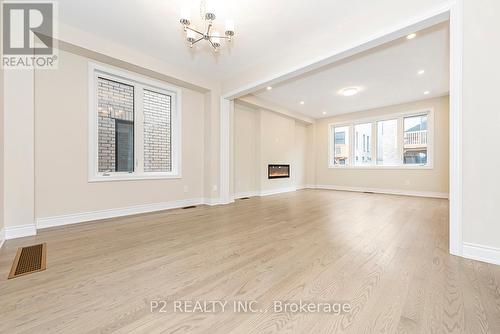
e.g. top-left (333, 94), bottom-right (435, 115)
top-left (0, 190), bottom-right (498, 334)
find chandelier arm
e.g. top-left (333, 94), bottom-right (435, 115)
top-left (206, 23), bottom-right (212, 36)
top-left (208, 39), bottom-right (218, 51)
top-left (192, 37), bottom-right (204, 45)
top-left (208, 35), bottom-right (231, 39)
top-left (185, 26), bottom-right (205, 36)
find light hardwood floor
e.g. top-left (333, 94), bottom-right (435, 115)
top-left (1, 190), bottom-right (499, 333)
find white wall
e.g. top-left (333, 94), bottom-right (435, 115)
top-left (294, 123), bottom-right (308, 188)
top-left (462, 0), bottom-right (500, 251)
top-left (233, 104), bottom-right (259, 194)
top-left (305, 125), bottom-right (316, 187)
top-left (313, 96), bottom-right (449, 196)
top-left (0, 67), bottom-right (4, 245)
top-left (233, 104), bottom-right (308, 196)
top-left (34, 49), bottom-right (206, 219)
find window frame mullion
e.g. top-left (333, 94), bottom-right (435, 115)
top-left (135, 84), bottom-right (145, 174)
top-left (371, 122), bottom-right (377, 164)
top-left (397, 116), bottom-right (404, 165)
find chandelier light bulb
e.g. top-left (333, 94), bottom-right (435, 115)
top-left (180, 7), bottom-right (191, 25)
top-left (225, 19), bottom-right (235, 35)
top-left (212, 31), bottom-right (221, 48)
top-left (205, 0), bottom-right (216, 20)
top-left (186, 29), bottom-right (196, 43)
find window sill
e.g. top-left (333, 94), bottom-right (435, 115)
top-left (88, 173), bottom-right (182, 183)
top-left (328, 165), bottom-right (433, 170)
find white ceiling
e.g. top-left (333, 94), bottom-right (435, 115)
top-left (55, 0), bottom-right (448, 83)
top-left (248, 22), bottom-right (450, 118)
top-left (57, 0), bottom-right (344, 81)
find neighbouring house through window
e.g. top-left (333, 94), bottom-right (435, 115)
top-left (354, 123), bottom-right (372, 166)
top-left (403, 114), bottom-right (428, 165)
top-left (333, 126), bottom-right (350, 165)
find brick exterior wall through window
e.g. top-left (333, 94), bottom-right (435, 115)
top-left (143, 89), bottom-right (172, 172)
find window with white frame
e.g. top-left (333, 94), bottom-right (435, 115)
top-left (354, 123), bottom-right (372, 166)
top-left (329, 110), bottom-right (433, 168)
top-left (403, 114), bottom-right (428, 165)
top-left (89, 63), bottom-right (181, 181)
top-left (377, 119), bottom-right (399, 166)
top-left (333, 126), bottom-right (350, 166)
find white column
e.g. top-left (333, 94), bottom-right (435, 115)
top-left (449, 0), bottom-right (463, 256)
top-left (219, 97), bottom-right (234, 204)
top-left (3, 69), bottom-right (36, 239)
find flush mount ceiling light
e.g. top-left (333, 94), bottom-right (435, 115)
top-left (406, 33), bottom-right (417, 40)
top-left (418, 69), bottom-right (425, 75)
top-left (300, 101), bottom-right (305, 105)
top-left (338, 87), bottom-right (360, 97)
top-left (179, 0), bottom-right (235, 52)
top-left (266, 86), bottom-right (273, 91)
top-left (424, 90), bottom-right (430, 95)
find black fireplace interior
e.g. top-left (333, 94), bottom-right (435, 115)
top-left (268, 164), bottom-right (290, 179)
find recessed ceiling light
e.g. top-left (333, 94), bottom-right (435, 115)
top-left (407, 33), bottom-right (417, 40)
top-left (424, 90), bottom-right (430, 95)
top-left (266, 86), bottom-right (273, 91)
top-left (300, 101), bottom-right (305, 105)
top-left (339, 87), bottom-right (360, 97)
top-left (418, 70), bottom-right (425, 75)
top-left (322, 111), bottom-right (327, 115)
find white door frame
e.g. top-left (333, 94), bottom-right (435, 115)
top-left (220, 1), bottom-right (463, 256)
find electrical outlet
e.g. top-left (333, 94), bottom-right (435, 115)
top-left (183, 185), bottom-right (189, 193)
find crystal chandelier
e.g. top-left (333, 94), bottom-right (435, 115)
top-left (179, 1), bottom-right (235, 52)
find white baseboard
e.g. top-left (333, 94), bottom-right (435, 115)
top-left (233, 187), bottom-right (298, 199)
top-left (203, 198), bottom-right (224, 206)
top-left (260, 187), bottom-right (297, 197)
top-left (5, 224), bottom-right (37, 240)
top-left (233, 191), bottom-right (261, 199)
top-left (463, 242), bottom-right (500, 266)
top-left (314, 184), bottom-right (449, 199)
top-left (0, 228), bottom-right (5, 248)
top-left (36, 198), bottom-right (205, 230)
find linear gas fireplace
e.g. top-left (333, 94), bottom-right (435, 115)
top-left (268, 164), bottom-right (290, 179)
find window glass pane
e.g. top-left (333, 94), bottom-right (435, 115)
top-left (354, 123), bottom-right (372, 165)
top-left (377, 119), bottom-right (399, 165)
top-left (116, 121), bottom-right (134, 172)
top-left (97, 77), bottom-right (134, 172)
top-left (333, 126), bottom-right (350, 166)
top-left (404, 114), bottom-right (428, 165)
top-left (143, 89), bottom-right (172, 172)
